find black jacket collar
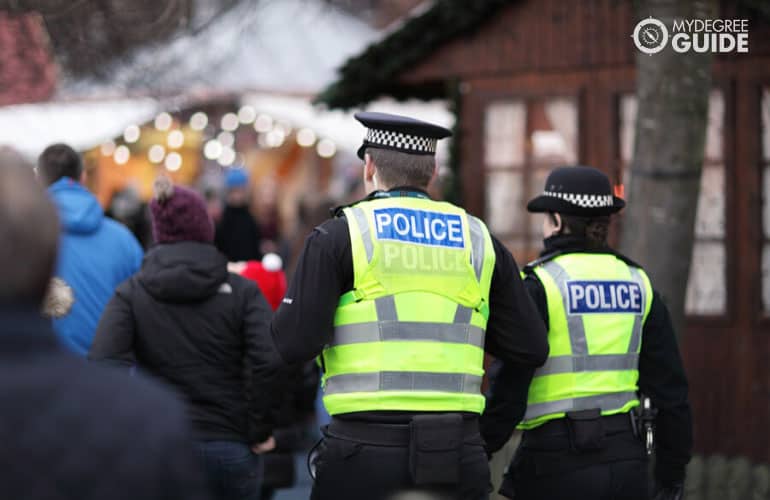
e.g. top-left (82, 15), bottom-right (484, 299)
top-left (541, 234), bottom-right (610, 256)
top-left (333, 186), bottom-right (430, 216)
top-left (525, 235), bottom-right (640, 272)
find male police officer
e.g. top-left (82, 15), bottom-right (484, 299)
top-left (271, 112), bottom-right (548, 500)
top-left (481, 166), bottom-right (692, 500)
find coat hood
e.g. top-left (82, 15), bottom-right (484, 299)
top-left (47, 178), bottom-right (104, 234)
top-left (138, 242), bottom-right (229, 302)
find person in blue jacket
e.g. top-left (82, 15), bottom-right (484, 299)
top-left (37, 143), bottom-right (143, 355)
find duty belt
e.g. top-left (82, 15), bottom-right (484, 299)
top-left (522, 412), bottom-right (635, 449)
top-left (326, 416), bottom-right (484, 447)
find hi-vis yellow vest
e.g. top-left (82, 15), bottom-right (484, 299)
top-left (518, 253), bottom-right (653, 429)
top-left (320, 195), bottom-right (496, 416)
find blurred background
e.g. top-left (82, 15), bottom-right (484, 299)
top-left (1, 0), bottom-right (769, 498)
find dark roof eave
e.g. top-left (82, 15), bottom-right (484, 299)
top-left (316, 80), bottom-right (447, 110)
top-left (315, 0), bottom-right (512, 109)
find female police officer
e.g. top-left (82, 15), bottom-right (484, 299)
top-left (270, 112), bottom-right (548, 500)
top-left (482, 166), bottom-right (692, 500)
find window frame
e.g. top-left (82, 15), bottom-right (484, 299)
top-left (613, 82), bottom-right (736, 325)
top-left (477, 88), bottom-right (584, 262)
top-left (757, 83), bottom-right (770, 326)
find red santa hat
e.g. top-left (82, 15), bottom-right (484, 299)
top-left (239, 253), bottom-right (287, 311)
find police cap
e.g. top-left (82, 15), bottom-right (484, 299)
top-left (527, 165), bottom-right (625, 216)
top-left (354, 111), bottom-right (452, 160)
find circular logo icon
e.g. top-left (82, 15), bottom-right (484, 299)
top-left (632, 17), bottom-right (669, 54)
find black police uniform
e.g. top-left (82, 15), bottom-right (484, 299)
top-left (270, 113), bottom-right (549, 500)
top-left (481, 167), bottom-right (693, 500)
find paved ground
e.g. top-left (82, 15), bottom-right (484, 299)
top-left (273, 452), bottom-right (313, 500)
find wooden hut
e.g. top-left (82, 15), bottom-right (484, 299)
top-left (318, 0), bottom-right (770, 468)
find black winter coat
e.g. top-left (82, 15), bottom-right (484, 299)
top-left (1, 306), bottom-right (211, 500)
top-left (215, 205), bottom-right (262, 262)
top-left (89, 242), bottom-right (277, 444)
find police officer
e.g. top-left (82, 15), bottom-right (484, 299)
top-left (481, 166), bottom-right (693, 500)
top-left (270, 112), bottom-right (548, 500)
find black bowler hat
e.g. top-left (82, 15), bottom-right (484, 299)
top-left (527, 166), bottom-right (625, 216)
top-left (354, 111), bottom-right (452, 160)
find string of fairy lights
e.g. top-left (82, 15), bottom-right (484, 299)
top-left (99, 105), bottom-right (338, 172)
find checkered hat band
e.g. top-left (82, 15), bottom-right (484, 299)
top-left (542, 191), bottom-right (614, 208)
top-left (365, 128), bottom-right (437, 154)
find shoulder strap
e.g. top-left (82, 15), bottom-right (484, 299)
top-left (523, 250), bottom-right (564, 275)
top-left (606, 249), bottom-right (644, 269)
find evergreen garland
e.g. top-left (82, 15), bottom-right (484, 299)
top-left (315, 0), bottom-right (512, 109)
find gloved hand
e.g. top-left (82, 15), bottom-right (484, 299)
top-left (652, 481), bottom-right (684, 500)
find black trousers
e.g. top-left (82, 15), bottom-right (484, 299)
top-left (501, 458), bottom-right (649, 500)
top-left (499, 416), bottom-right (649, 500)
top-left (310, 434), bottom-right (491, 500)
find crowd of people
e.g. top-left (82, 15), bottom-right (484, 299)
top-left (3, 143), bottom-right (318, 500)
top-left (0, 111), bottom-right (691, 500)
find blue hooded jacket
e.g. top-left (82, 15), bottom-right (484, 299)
top-left (48, 178), bottom-right (143, 355)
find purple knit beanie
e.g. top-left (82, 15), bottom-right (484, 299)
top-left (150, 176), bottom-right (214, 244)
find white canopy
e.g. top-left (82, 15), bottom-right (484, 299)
top-left (59, 0), bottom-right (378, 98)
top-left (0, 0), bottom-right (453, 161)
top-left (240, 93), bottom-right (454, 156)
top-left (0, 98), bottom-right (160, 159)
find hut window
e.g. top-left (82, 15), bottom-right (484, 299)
top-left (619, 91), bottom-right (726, 316)
top-left (483, 97), bottom-right (578, 259)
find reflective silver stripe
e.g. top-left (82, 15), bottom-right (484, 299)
top-left (523, 391), bottom-right (637, 421)
top-left (324, 371), bottom-right (483, 395)
top-left (374, 295), bottom-right (400, 340)
top-left (540, 260), bottom-right (588, 357)
top-left (537, 354), bottom-right (639, 375)
top-left (332, 322), bottom-right (485, 347)
top-left (467, 215), bottom-right (485, 280)
top-left (351, 206), bottom-right (374, 263)
top-left (334, 298), bottom-right (484, 347)
top-left (375, 295), bottom-right (398, 321)
top-left (536, 259), bottom-right (644, 378)
top-left (454, 305), bottom-right (473, 324)
top-left (627, 267), bottom-right (645, 353)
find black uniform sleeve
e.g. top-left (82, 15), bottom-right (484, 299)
top-left (270, 219), bottom-right (351, 364)
top-left (480, 266), bottom-right (549, 454)
top-left (638, 291), bottom-right (693, 486)
top-left (88, 280), bottom-right (137, 368)
top-left (480, 359), bottom-right (536, 454)
top-left (484, 236), bottom-right (549, 366)
top-left (523, 273), bottom-right (549, 328)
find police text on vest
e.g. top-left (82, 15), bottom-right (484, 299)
top-left (566, 280), bottom-right (643, 314)
top-left (373, 208), bottom-right (465, 248)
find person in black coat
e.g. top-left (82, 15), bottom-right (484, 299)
top-left (481, 166), bottom-right (692, 500)
top-left (0, 157), bottom-right (211, 500)
top-left (215, 168), bottom-right (263, 262)
top-left (89, 177), bottom-right (278, 500)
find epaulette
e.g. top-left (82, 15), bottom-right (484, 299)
top-left (522, 248), bottom-right (645, 274)
top-left (522, 250), bottom-right (564, 274)
top-left (330, 190), bottom-right (385, 218)
top-left (330, 199), bottom-right (363, 218)
top-left (607, 250), bottom-right (644, 269)
top-left (330, 203), bottom-right (348, 218)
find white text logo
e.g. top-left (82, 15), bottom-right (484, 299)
top-left (632, 16), bottom-right (749, 54)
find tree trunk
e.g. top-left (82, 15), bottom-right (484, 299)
top-left (620, 0), bottom-right (715, 338)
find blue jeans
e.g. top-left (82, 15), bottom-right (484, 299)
top-left (197, 441), bottom-right (263, 500)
